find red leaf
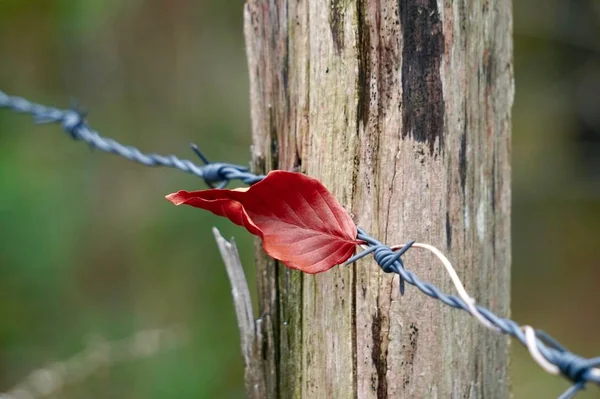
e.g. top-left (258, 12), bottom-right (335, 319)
top-left (166, 171), bottom-right (359, 273)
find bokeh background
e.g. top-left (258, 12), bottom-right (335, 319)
top-left (0, 1), bottom-right (598, 398)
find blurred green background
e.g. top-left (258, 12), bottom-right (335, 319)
top-left (0, 1), bottom-right (598, 398)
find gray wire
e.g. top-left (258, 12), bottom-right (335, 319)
top-left (1, 90), bottom-right (598, 398)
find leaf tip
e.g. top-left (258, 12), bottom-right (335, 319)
top-left (165, 191), bottom-right (186, 205)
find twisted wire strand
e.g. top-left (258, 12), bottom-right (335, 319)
top-left (1, 91), bottom-right (598, 398)
top-left (352, 230), bottom-right (600, 398)
top-left (0, 90), bottom-right (264, 186)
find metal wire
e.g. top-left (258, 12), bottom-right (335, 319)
top-left (0, 90), bottom-right (264, 187)
top-left (1, 90), bottom-right (598, 398)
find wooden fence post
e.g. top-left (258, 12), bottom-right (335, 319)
top-left (244, 0), bottom-right (513, 397)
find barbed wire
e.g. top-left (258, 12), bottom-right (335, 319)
top-left (0, 91), bottom-right (263, 187)
top-left (1, 90), bottom-right (598, 399)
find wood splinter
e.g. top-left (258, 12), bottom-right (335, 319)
top-left (212, 227), bottom-right (265, 399)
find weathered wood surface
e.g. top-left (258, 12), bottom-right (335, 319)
top-left (244, 0), bottom-right (513, 397)
top-left (212, 228), bottom-right (265, 398)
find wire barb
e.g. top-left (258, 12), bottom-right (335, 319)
top-left (1, 90), bottom-right (599, 399)
top-left (0, 90), bottom-right (257, 187)
top-left (190, 143), bottom-right (211, 165)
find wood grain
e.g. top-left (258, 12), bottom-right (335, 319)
top-left (244, 0), bottom-right (513, 397)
